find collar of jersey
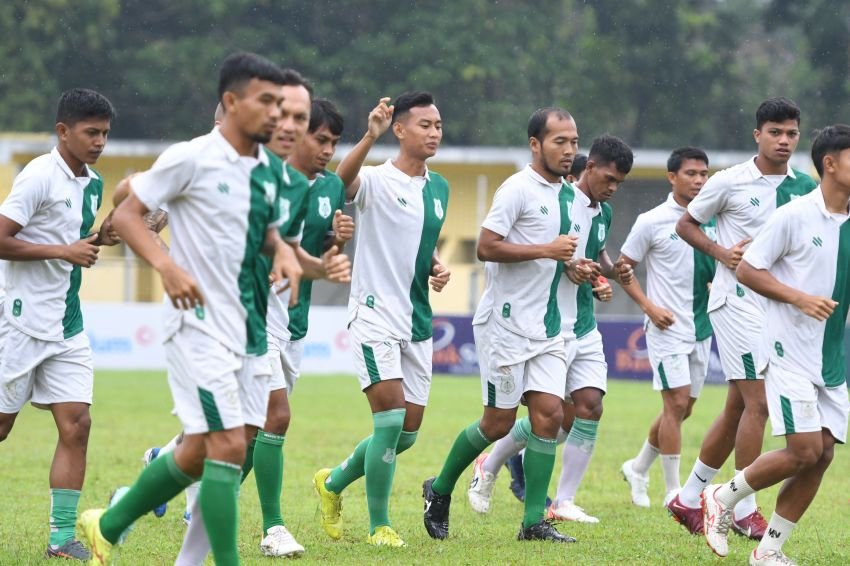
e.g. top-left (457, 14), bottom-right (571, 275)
top-left (664, 192), bottom-right (686, 213)
top-left (744, 154), bottom-right (795, 180)
top-left (572, 181), bottom-right (601, 216)
top-left (51, 147), bottom-right (96, 181)
top-left (382, 158), bottom-right (430, 182)
top-left (810, 185), bottom-right (850, 222)
top-left (523, 164), bottom-right (561, 190)
top-left (211, 127), bottom-right (269, 167)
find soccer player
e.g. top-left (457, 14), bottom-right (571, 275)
top-left (671, 98), bottom-right (817, 536)
top-left (78, 52), bottom-right (302, 566)
top-left (0, 88), bottom-right (118, 560)
top-left (312, 92), bottom-right (451, 547)
top-left (618, 147), bottom-right (716, 508)
top-left (466, 136), bottom-right (634, 524)
top-left (702, 124), bottom-right (850, 566)
top-left (421, 107), bottom-right (580, 542)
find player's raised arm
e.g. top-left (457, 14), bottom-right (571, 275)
top-left (337, 97), bottom-right (394, 201)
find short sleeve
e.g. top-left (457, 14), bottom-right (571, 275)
top-left (742, 207), bottom-right (791, 270)
top-left (0, 169), bottom-right (49, 228)
top-left (687, 171), bottom-right (728, 224)
top-left (130, 142), bottom-right (196, 212)
top-left (283, 196), bottom-right (307, 244)
top-left (482, 182), bottom-right (523, 238)
top-left (352, 166), bottom-right (378, 210)
top-left (620, 213), bottom-right (652, 263)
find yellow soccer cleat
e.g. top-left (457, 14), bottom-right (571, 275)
top-left (313, 468), bottom-right (343, 540)
top-left (366, 525), bottom-right (406, 547)
top-left (77, 508), bottom-right (113, 566)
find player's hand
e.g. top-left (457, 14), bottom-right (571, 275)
top-left (63, 234), bottom-right (100, 267)
top-left (332, 210), bottom-right (354, 242)
top-left (719, 237), bottom-right (751, 270)
top-left (430, 263), bottom-right (451, 292)
top-left (565, 258), bottom-right (601, 285)
top-left (645, 304), bottom-right (675, 330)
top-left (546, 234), bottom-right (578, 262)
top-left (159, 261), bottom-right (204, 310)
top-left (321, 245), bottom-right (351, 283)
top-left (794, 293), bottom-right (837, 321)
top-left (366, 97), bottom-right (394, 140)
top-left (96, 215), bottom-right (122, 246)
top-left (270, 243), bottom-right (303, 307)
top-left (592, 276), bottom-right (613, 302)
top-left (613, 258), bottom-right (634, 285)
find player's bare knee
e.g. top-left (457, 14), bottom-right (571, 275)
top-left (206, 429), bottom-right (248, 465)
top-left (265, 406), bottom-right (290, 436)
top-left (0, 413), bottom-right (16, 442)
top-left (58, 411), bottom-right (92, 446)
top-left (479, 410), bottom-right (515, 440)
top-left (789, 442), bottom-right (822, 471)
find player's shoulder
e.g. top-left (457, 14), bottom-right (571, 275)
top-left (427, 170), bottom-right (450, 189)
top-left (284, 162), bottom-right (309, 189)
top-left (707, 160), bottom-right (755, 188)
top-left (600, 201), bottom-right (614, 222)
top-left (16, 152), bottom-right (58, 182)
top-left (789, 168), bottom-right (818, 190)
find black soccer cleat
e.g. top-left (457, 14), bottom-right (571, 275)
top-left (517, 519), bottom-right (577, 543)
top-left (422, 477), bottom-right (451, 540)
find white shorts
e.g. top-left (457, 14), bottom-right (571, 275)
top-left (565, 329), bottom-right (607, 396)
top-left (165, 326), bottom-right (271, 434)
top-left (0, 326), bottom-right (93, 413)
top-left (765, 363), bottom-right (849, 444)
top-left (648, 336), bottom-right (711, 398)
top-left (349, 318), bottom-right (432, 406)
top-left (268, 335), bottom-right (304, 393)
top-left (709, 303), bottom-right (763, 381)
top-left (476, 318), bottom-right (568, 409)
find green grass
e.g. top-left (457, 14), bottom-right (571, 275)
top-left (2, 372), bottom-right (850, 564)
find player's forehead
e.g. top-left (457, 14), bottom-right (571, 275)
top-left (405, 104), bottom-right (441, 123)
top-left (676, 158), bottom-right (708, 172)
top-left (543, 115), bottom-right (577, 140)
top-left (240, 77), bottom-right (284, 99)
top-left (281, 84), bottom-right (311, 111)
top-left (69, 117), bottom-right (111, 132)
top-left (310, 124), bottom-right (339, 139)
top-left (760, 119), bottom-right (800, 132)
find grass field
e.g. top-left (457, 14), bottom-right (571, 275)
top-left (2, 372), bottom-right (849, 565)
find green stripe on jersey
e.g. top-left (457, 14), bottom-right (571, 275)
top-left (775, 169), bottom-right (817, 206)
top-left (821, 220), bottom-right (850, 387)
top-left (544, 183), bottom-right (574, 338)
top-left (409, 173), bottom-right (449, 342)
top-left (63, 175), bottom-right (103, 339)
top-left (692, 217), bottom-right (716, 341)
top-left (280, 162), bottom-right (310, 240)
top-left (575, 202), bottom-right (613, 338)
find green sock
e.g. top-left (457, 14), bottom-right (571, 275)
top-left (326, 430), bottom-right (418, 495)
top-left (100, 451), bottom-right (196, 544)
top-left (200, 459), bottom-right (241, 566)
top-left (241, 434), bottom-right (256, 483)
top-left (48, 488), bottom-right (80, 547)
top-left (523, 433), bottom-right (558, 528)
top-left (253, 430), bottom-right (285, 532)
top-left (396, 430), bottom-right (418, 454)
top-left (431, 421), bottom-right (491, 496)
top-left (365, 408), bottom-right (405, 534)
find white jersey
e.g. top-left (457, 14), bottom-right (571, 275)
top-left (472, 165), bottom-right (565, 340)
top-left (348, 159), bottom-right (449, 342)
top-left (743, 187), bottom-right (850, 388)
top-left (0, 260), bottom-right (6, 304)
top-left (621, 193), bottom-right (716, 350)
top-left (0, 148), bottom-right (103, 341)
top-left (687, 157), bottom-right (815, 315)
top-left (131, 128), bottom-right (285, 356)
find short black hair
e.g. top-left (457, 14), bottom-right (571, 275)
top-left (570, 154), bottom-right (588, 178)
top-left (667, 147), bottom-right (709, 173)
top-left (527, 107), bottom-right (573, 141)
top-left (756, 97), bottom-right (801, 129)
top-left (588, 135), bottom-right (633, 174)
top-left (56, 88), bottom-right (116, 126)
top-left (391, 91), bottom-right (436, 124)
top-left (280, 68), bottom-right (314, 98)
top-left (218, 52), bottom-right (286, 101)
top-left (309, 98), bottom-right (344, 136)
top-left (811, 124), bottom-right (850, 177)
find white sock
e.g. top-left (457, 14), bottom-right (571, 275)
top-left (185, 481), bottom-right (200, 516)
top-left (660, 454), bottom-right (681, 494)
top-left (732, 469), bottom-right (758, 519)
top-left (174, 498), bottom-right (209, 566)
top-left (716, 470), bottom-right (755, 508)
top-left (755, 513), bottom-right (795, 556)
top-left (554, 420), bottom-right (597, 505)
top-left (482, 422), bottom-right (529, 475)
top-left (158, 433), bottom-right (182, 455)
top-left (632, 440), bottom-right (660, 475)
top-left (679, 459), bottom-right (719, 508)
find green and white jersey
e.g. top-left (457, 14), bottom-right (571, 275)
top-left (743, 187), bottom-right (850, 388)
top-left (621, 193), bottom-right (716, 349)
top-left (265, 162), bottom-right (309, 342)
top-left (556, 183), bottom-right (612, 339)
top-left (688, 157), bottom-right (816, 316)
top-left (348, 159), bottom-right (449, 342)
top-left (132, 128), bottom-right (284, 356)
top-left (472, 166), bottom-right (565, 340)
top-left (284, 170), bottom-right (345, 341)
top-left (0, 148), bottom-right (103, 341)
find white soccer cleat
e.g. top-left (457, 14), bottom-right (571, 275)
top-left (260, 525), bottom-right (305, 557)
top-left (467, 453), bottom-right (497, 514)
top-left (701, 485), bottom-right (733, 557)
top-left (546, 501), bottom-right (600, 523)
top-left (749, 548), bottom-right (798, 565)
top-left (620, 459), bottom-right (650, 508)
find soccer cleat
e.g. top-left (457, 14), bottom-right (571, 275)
top-left (77, 509), bottom-right (113, 566)
top-left (468, 453), bottom-right (497, 514)
top-left (422, 477), bottom-right (451, 540)
top-left (701, 485), bottom-right (733, 557)
top-left (517, 519), bottom-right (577, 542)
top-left (366, 525), bottom-right (406, 547)
top-left (546, 501), bottom-right (600, 523)
top-left (142, 447), bottom-right (167, 518)
top-left (505, 453), bottom-right (526, 502)
top-left (620, 459), bottom-right (651, 508)
top-left (260, 525), bottom-right (305, 557)
top-left (750, 548), bottom-right (798, 565)
top-left (312, 468), bottom-right (343, 540)
top-left (663, 490), bottom-right (678, 508)
top-left (666, 493), bottom-right (703, 534)
top-left (45, 539), bottom-right (91, 560)
top-left (733, 508), bottom-right (769, 540)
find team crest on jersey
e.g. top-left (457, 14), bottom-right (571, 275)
top-left (434, 198), bottom-right (444, 220)
top-left (280, 197), bottom-right (291, 224)
top-left (318, 196), bottom-right (332, 219)
top-left (89, 194), bottom-right (99, 218)
top-left (597, 223), bottom-right (606, 242)
top-left (262, 181), bottom-right (277, 206)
